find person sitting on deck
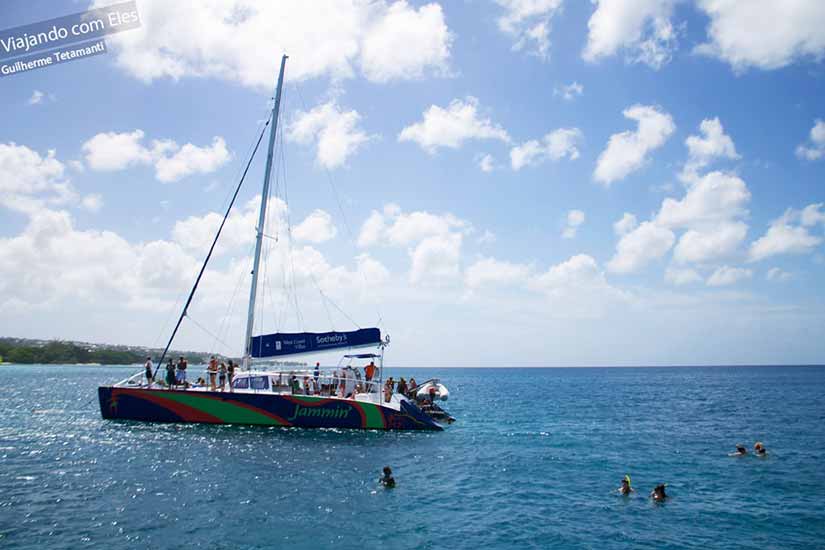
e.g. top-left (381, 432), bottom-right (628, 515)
top-left (650, 484), bottom-right (668, 501)
top-left (729, 444), bottom-right (748, 456)
top-left (754, 442), bottom-right (767, 456)
top-left (618, 475), bottom-right (634, 495)
top-left (303, 376), bottom-right (312, 395)
top-left (355, 367), bottom-right (363, 393)
top-left (396, 377), bottom-right (408, 397)
top-left (364, 361), bottom-right (377, 387)
top-left (207, 356), bottom-right (218, 391)
top-left (218, 362), bottom-right (227, 391)
top-left (380, 466), bottom-right (395, 488)
top-left (165, 360), bottom-right (176, 389)
top-left (144, 357), bottom-right (153, 387)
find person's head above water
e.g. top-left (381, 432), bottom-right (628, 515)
top-left (651, 484), bottom-right (667, 500)
top-left (736, 444), bottom-right (747, 454)
top-left (754, 441), bottom-right (766, 454)
top-left (383, 466), bottom-right (392, 476)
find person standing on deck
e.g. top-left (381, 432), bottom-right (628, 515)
top-left (364, 360), bottom-right (377, 391)
top-left (408, 377), bottom-right (417, 398)
top-left (207, 356), bottom-right (218, 391)
top-left (396, 377), bottom-right (408, 397)
top-left (313, 362), bottom-right (320, 389)
top-left (176, 357), bottom-right (187, 387)
top-left (384, 377), bottom-right (395, 403)
top-left (227, 360), bottom-right (236, 392)
top-left (218, 362), bottom-right (227, 391)
top-left (165, 360), bottom-right (176, 389)
top-left (144, 357), bottom-right (153, 387)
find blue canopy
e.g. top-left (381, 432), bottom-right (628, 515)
top-left (250, 328), bottom-right (381, 358)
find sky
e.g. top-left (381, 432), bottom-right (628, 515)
top-left (1, 0), bottom-right (824, 367)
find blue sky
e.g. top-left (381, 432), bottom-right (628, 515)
top-left (1, 0), bottom-right (824, 366)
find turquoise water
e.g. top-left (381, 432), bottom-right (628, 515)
top-left (1, 365), bottom-right (824, 549)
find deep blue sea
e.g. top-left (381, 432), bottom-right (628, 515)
top-left (1, 365), bottom-right (824, 549)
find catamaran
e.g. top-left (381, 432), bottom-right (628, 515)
top-left (98, 56), bottom-right (453, 431)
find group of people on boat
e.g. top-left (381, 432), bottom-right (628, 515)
top-left (142, 355), bottom-right (237, 392)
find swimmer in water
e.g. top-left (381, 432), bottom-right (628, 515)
top-left (380, 466), bottom-right (396, 488)
top-left (729, 444), bottom-right (748, 456)
top-left (618, 475), bottom-right (634, 495)
top-left (754, 441), bottom-right (767, 456)
top-left (650, 484), bottom-right (668, 501)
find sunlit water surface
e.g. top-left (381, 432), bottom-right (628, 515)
top-left (1, 365), bottom-right (824, 549)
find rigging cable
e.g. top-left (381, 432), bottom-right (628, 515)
top-left (151, 116), bottom-right (272, 380)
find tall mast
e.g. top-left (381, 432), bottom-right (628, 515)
top-left (244, 54), bottom-right (288, 366)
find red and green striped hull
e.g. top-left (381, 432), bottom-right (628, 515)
top-left (98, 386), bottom-right (443, 431)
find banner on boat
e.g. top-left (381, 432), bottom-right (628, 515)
top-left (250, 328), bottom-right (381, 358)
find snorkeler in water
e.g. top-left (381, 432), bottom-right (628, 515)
top-left (650, 484), bottom-right (668, 501)
top-left (729, 444), bottom-right (748, 456)
top-left (380, 466), bottom-right (396, 488)
top-left (618, 475), bottom-right (634, 495)
top-left (754, 441), bottom-right (767, 456)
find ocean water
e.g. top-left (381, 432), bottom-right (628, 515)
top-left (1, 365), bottom-right (824, 549)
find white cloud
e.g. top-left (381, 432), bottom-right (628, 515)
top-left (607, 221), bottom-right (675, 273)
top-left (288, 101), bottom-right (371, 169)
top-left (81, 130), bottom-right (230, 182)
top-left (495, 0), bottom-right (563, 58)
top-left (528, 255), bottom-right (626, 316)
top-left (695, 0), bottom-right (825, 71)
top-left (477, 229), bottom-right (496, 245)
top-left (665, 266), bottom-right (702, 285)
top-left (613, 213), bottom-right (638, 236)
top-left (510, 128), bottom-right (582, 170)
top-left (796, 119), bottom-right (825, 161)
top-left (465, 256), bottom-right (531, 289)
top-left (594, 104), bottom-right (675, 185)
top-left (357, 204), bottom-right (470, 248)
top-left (583, 0), bottom-right (678, 69)
top-left (766, 267), bottom-right (792, 282)
top-left (684, 117), bottom-right (739, 176)
top-left (28, 90), bottom-right (45, 105)
top-left (92, 0), bottom-right (453, 88)
top-left (562, 209), bottom-right (585, 239)
top-left (748, 210), bottom-right (823, 262)
top-left (478, 154), bottom-right (495, 172)
top-left (359, 2), bottom-right (452, 82)
top-left (81, 194), bottom-right (104, 213)
top-left (409, 233), bottom-right (462, 285)
top-left (398, 97), bottom-right (509, 153)
top-left (672, 221), bottom-right (748, 264)
top-left (656, 171), bottom-right (750, 229)
top-left (154, 137), bottom-right (231, 183)
top-left (0, 142), bottom-right (80, 213)
top-left (706, 265), bottom-right (752, 287)
top-left (553, 81), bottom-right (584, 101)
top-left (293, 209), bottom-right (338, 243)
top-left (801, 203), bottom-right (825, 227)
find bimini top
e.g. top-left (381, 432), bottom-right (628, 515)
top-left (250, 328), bottom-right (381, 358)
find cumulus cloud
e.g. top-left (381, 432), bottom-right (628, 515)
top-left (398, 97), bottom-right (509, 153)
top-left (510, 128), bottom-right (582, 170)
top-left (477, 153), bottom-right (496, 172)
top-left (292, 209), bottom-right (338, 243)
top-left (82, 130), bottom-right (230, 182)
top-left (695, 0), bottom-right (825, 71)
top-left (464, 256), bottom-right (531, 290)
top-left (409, 233), bottom-right (462, 285)
top-left (562, 209), bottom-right (585, 239)
top-left (92, 0), bottom-right (453, 88)
top-left (607, 221), bottom-right (675, 273)
top-left (288, 101), bottom-right (371, 169)
top-left (656, 171), bottom-right (750, 229)
top-left (748, 208), bottom-right (823, 262)
top-left (583, 0), bottom-right (678, 69)
top-left (683, 117), bottom-right (739, 177)
top-left (594, 104), bottom-right (675, 186)
top-left (0, 142), bottom-right (80, 213)
top-left (672, 221), bottom-right (748, 264)
top-left (706, 265), bottom-right (752, 287)
top-left (796, 119), bottom-right (825, 161)
top-left (495, 0), bottom-right (563, 58)
top-left (613, 213), bottom-right (638, 236)
top-left (28, 90), bottom-right (45, 105)
top-left (665, 266), bottom-right (702, 286)
top-left (81, 194), bottom-right (104, 212)
top-left (553, 81), bottom-right (584, 101)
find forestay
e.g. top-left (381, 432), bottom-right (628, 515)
top-left (250, 328), bottom-right (382, 358)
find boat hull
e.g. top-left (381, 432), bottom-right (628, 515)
top-left (98, 386), bottom-right (443, 431)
